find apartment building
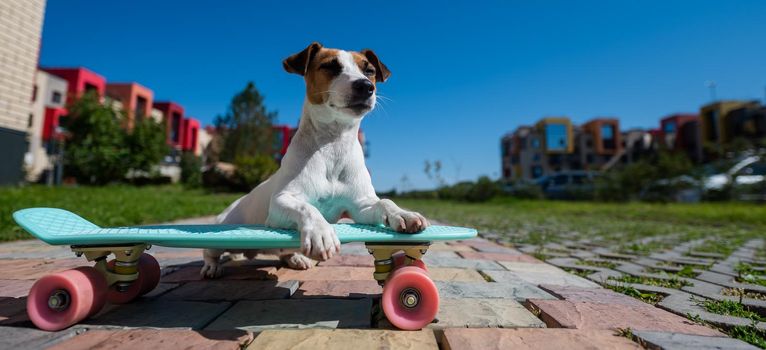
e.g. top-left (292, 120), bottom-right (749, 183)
top-left (0, 0), bottom-right (46, 184)
top-left (25, 70), bottom-right (68, 182)
top-left (106, 82), bottom-right (155, 129)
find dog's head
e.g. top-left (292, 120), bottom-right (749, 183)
top-left (283, 42), bottom-right (390, 118)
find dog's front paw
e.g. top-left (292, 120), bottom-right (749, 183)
top-left (301, 221), bottom-right (341, 261)
top-left (200, 260), bottom-right (224, 279)
top-left (385, 210), bottom-right (429, 233)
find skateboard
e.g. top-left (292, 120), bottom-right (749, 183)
top-left (13, 207), bottom-right (477, 331)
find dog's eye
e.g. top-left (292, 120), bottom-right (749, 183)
top-left (319, 60), bottom-right (342, 76)
top-left (364, 67), bottom-right (376, 76)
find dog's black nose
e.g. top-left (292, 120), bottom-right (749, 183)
top-left (352, 79), bottom-right (374, 98)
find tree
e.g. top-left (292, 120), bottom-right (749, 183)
top-left (214, 82), bottom-right (277, 162)
top-left (63, 92), bottom-right (130, 185)
top-left (126, 117), bottom-right (168, 173)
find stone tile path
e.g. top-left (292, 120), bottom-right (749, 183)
top-left (0, 217), bottom-right (760, 349)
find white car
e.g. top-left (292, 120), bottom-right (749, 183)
top-left (704, 156), bottom-right (765, 191)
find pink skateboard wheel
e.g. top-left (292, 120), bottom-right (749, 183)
top-left (381, 266), bottom-right (439, 330)
top-left (27, 267), bottom-right (107, 331)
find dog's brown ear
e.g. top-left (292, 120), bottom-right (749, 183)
top-left (360, 49), bottom-right (391, 83)
top-left (283, 42), bottom-right (323, 76)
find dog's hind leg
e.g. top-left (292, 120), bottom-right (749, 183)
top-left (201, 248), bottom-right (225, 278)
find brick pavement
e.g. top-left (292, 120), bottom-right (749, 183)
top-left (0, 217), bottom-right (760, 349)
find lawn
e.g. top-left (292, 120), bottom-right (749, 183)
top-left (395, 198), bottom-right (766, 255)
top-left (0, 185), bottom-right (243, 241)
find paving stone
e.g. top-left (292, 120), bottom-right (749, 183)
top-left (490, 262), bottom-right (600, 288)
top-left (538, 284), bottom-right (649, 307)
top-left (85, 300), bottom-right (231, 329)
top-left (0, 279), bottom-right (34, 298)
top-left (441, 328), bottom-right (641, 350)
top-left (161, 266), bottom-right (277, 282)
top-left (47, 329), bottom-right (252, 350)
top-left (205, 299), bottom-right (371, 331)
top-left (429, 242), bottom-right (474, 252)
top-left (458, 251), bottom-right (542, 263)
top-left (421, 256), bottom-right (505, 270)
top-left (427, 267), bottom-right (486, 282)
top-left (0, 325), bottom-right (84, 349)
top-left (317, 255), bottom-right (374, 267)
top-left (527, 299), bottom-right (722, 336)
top-left (473, 245), bottom-right (524, 255)
top-left (81, 299), bottom-right (231, 329)
top-left (435, 281), bottom-right (555, 301)
top-left (161, 280), bottom-right (298, 301)
top-left (0, 297), bottom-right (26, 322)
top-left (632, 330), bottom-right (760, 350)
top-left (424, 250), bottom-right (461, 259)
top-left (275, 266), bottom-right (374, 281)
top-left (293, 280), bottom-right (382, 298)
top-left (247, 329), bottom-right (438, 349)
top-left (141, 282), bottom-right (178, 298)
top-left (428, 298), bottom-right (545, 329)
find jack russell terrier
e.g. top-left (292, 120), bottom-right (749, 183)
top-left (201, 42), bottom-right (429, 278)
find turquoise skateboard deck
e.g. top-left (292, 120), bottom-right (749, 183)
top-left (13, 208), bottom-right (477, 249)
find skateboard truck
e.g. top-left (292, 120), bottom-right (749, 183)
top-left (70, 244), bottom-right (147, 290)
top-left (366, 242), bottom-right (430, 285)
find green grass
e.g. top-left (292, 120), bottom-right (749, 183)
top-left (695, 298), bottom-right (766, 348)
top-left (0, 185), bottom-right (243, 241)
top-left (645, 265), bottom-right (699, 278)
top-left (698, 299), bottom-right (764, 321)
top-left (397, 198), bottom-right (764, 256)
top-left (736, 262), bottom-right (766, 287)
top-left (610, 274), bottom-right (693, 289)
top-left (576, 259), bottom-right (618, 269)
top-left (604, 284), bottom-right (663, 305)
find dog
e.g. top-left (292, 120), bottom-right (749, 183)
top-left (201, 42), bottom-right (429, 278)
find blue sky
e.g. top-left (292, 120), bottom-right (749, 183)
top-left (40, 1), bottom-right (766, 191)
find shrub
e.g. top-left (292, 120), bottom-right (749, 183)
top-left (233, 154), bottom-right (279, 191)
top-left (63, 92), bottom-right (130, 185)
top-left (180, 152), bottom-right (203, 188)
top-left (126, 117), bottom-right (168, 174)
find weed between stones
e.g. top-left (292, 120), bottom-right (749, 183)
top-left (722, 288), bottom-right (766, 301)
top-left (644, 266), bottom-right (699, 278)
top-left (576, 260), bottom-right (618, 270)
top-left (604, 284), bottom-right (663, 305)
top-left (692, 298), bottom-right (766, 349)
top-left (562, 267), bottom-right (595, 279)
top-left (609, 274), bottom-right (693, 289)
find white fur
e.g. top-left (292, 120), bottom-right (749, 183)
top-left (201, 50), bottom-right (428, 278)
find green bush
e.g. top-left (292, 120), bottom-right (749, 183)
top-left (233, 154), bottom-right (279, 191)
top-left (127, 117), bottom-right (168, 173)
top-left (596, 151), bottom-right (695, 202)
top-left (508, 181), bottom-right (545, 200)
top-left (63, 92), bottom-right (130, 185)
top-left (180, 152), bottom-right (203, 188)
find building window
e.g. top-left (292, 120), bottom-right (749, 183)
top-left (85, 83), bottom-right (99, 94)
top-left (545, 124), bottom-right (568, 152)
top-left (531, 138), bottom-right (540, 149)
top-left (664, 121), bottom-right (676, 133)
top-left (51, 91), bottom-right (62, 104)
top-left (533, 153), bottom-right (541, 161)
top-left (28, 113), bottom-right (34, 128)
top-left (601, 124), bottom-right (615, 150)
top-left (32, 85), bottom-right (38, 102)
top-left (135, 96), bottom-right (147, 121)
top-left (171, 112), bottom-right (182, 142)
top-left (531, 166), bottom-right (543, 178)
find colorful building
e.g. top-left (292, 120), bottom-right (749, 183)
top-left (579, 118), bottom-right (622, 170)
top-left (105, 82), bottom-right (154, 129)
top-left (25, 70), bottom-right (68, 182)
top-left (660, 113), bottom-right (701, 162)
top-left (42, 67), bottom-right (106, 104)
top-left (700, 100), bottom-right (760, 145)
top-left (152, 101), bottom-right (185, 148)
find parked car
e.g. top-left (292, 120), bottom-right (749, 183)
top-left (704, 155), bottom-right (765, 191)
top-left (537, 171), bottom-right (600, 200)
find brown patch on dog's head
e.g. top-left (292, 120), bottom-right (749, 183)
top-left (358, 49), bottom-right (391, 83)
top-left (283, 43), bottom-right (391, 106)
